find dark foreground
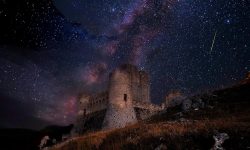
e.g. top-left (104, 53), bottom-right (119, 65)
top-left (0, 125), bottom-right (73, 150)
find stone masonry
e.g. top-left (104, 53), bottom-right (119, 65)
top-left (74, 64), bottom-right (161, 134)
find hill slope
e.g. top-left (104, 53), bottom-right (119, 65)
top-left (51, 79), bottom-right (250, 150)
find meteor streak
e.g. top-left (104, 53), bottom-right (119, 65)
top-left (210, 30), bottom-right (217, 54)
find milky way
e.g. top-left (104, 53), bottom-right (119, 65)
top-left (0, 0), bottom-right (249, 129)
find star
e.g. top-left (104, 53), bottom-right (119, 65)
top-left (0, 0), bottom-right (249, 129)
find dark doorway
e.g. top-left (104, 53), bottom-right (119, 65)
top-left (124, 94), bottom-right (127, 102)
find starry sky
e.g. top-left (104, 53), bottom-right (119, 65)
top-left (0, 0), bottom-right (249, 129)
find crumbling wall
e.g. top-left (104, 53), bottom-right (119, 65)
top-left (78, 94), bottom-right (90, 116)
top-left (133, 100), bottom-right (162, 120)
top-left (73, 109), bottom-right (107, 135)
top-left (139, 71), bottom-right (150, 102)
top-left (78, 92), bottom-right (108, 116)
top-left (164, 90), bottom-right (185, 108)
top-left (88, 91), bottom-right (108, 114)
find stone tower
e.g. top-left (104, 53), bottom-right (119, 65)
top-left (102, 64), bottom-right (138, 129)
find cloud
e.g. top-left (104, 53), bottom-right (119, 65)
top-left (102, 41), bottom-right (119, 56)
top-left (82, 62), bottom-right (108, 86)
top-left (115, 0), bottom-right (149, 34)
top-left (129, 28), bottom-right (160, 65)
top-left (36, 96), bottom-right (77, 125)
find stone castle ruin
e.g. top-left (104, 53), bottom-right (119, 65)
top-left (74, 64), bottom-right (161, 134)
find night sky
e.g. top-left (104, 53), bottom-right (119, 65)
top-left (0, 0), bottom-right (249, 129)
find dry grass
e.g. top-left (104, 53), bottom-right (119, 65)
top-left (50, 83), bottom-right (250, 150)
top-left (51, 114), bottom-right (250, 150)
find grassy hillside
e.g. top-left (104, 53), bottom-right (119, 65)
top-left (51, 80), bottom-right (250, 150)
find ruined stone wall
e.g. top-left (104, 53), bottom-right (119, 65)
top-left (78, 94), bottom-right (91, 115)
top-left (165, 91), bottom-right (185, 108)
top-left (139, 71), bottom-right (150, 102)
top-left (133, 100), bottom-right (162, 120)
top-left (133, 101), bottom-right (162, 112)
top-left (74, 92), bottom-right (108, 134)
top-left (78, 91), bottom-right (108, 116)
top-left (88, 91), bottom-right (108, 114)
